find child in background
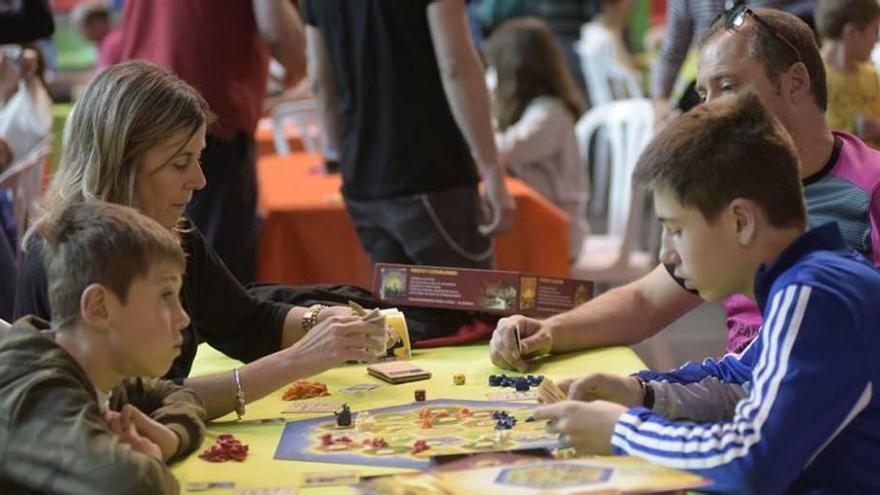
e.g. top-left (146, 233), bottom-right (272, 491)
top-left (535, 91), bottom-right (880, 493)
top-left (484, 17), bottom-right (589, 262)
top-left (579, 0), bottom-right (640, 82)
top-left (817, 0), bottom-right (880, 143)
top-left (0, 201), bottom-right (206, 494)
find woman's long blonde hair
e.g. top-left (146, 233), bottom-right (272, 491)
top-left (25, 60), bottom-right (212, 247)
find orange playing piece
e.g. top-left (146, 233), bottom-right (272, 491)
top-left (282, 380), bottom-right (330, 401)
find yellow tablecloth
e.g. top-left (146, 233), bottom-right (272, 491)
top-left (172, 344), bottom-right (646, 493)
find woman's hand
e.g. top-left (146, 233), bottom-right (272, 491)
top-left (286, 315), bottom-right (386, 376)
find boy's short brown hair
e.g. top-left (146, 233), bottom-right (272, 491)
top-left (816, 0), bottom-right (880, 40)
top-left (633, 91), bottom-right (806, 229)
top-left (40, 201), bottom-right (186, 328)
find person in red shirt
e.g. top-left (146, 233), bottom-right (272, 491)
top-left (117, 0), bottom-right (307, 284)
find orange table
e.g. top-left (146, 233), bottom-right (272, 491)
top-left (255, 121), bottom-right (303, 157)
top-left (256, 153), bottom-right (570, 287)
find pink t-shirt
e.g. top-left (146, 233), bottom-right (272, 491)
top-left (723, 132), bottom-right (880, 353)
top-left (117, 0), bottom-right (269, 139)
top-left (96, 28), bottom-right (123, 68)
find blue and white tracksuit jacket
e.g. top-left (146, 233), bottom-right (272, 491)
top-left (611, 224), bottom-right (880, 494)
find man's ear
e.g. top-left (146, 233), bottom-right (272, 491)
top-left (729, 198), bottom-right (758, 246)
top-left (80, 284), bottom-right (113, 332)
top-left (785, 61), bottom-right (812, 106)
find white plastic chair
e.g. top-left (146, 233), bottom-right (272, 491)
top-left (572, 98), bottom-right (657, 285)
top-left (269, 98), bottom-right (323, 155)
top-left (0, 138), bottom-right (50, 254)
top-left (574, 30), bottom-right (643, 108)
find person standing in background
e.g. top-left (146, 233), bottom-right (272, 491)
top-left (118, 0), bottom-right (307, 284)
top-left (304, 0), bottom-right (515, 270)
top-left (528, 0), bottom-right (594, 101)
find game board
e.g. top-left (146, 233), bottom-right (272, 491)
top-left (274, 399), bottom-right (559, 469)
top-left (356, 457), bottom-right (709, 494)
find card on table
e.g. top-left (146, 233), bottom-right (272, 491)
top-left (235, 487), bottom-right (294, 495)
top-left (301, 469), bottom-right (361, 487)
top-left (367, 361), bottom-right (431, 384)
top-left (235, 417), bottom-right (287, 425)
top-left (337, 383), bottom-right (381, 394)
top-left (283, 401), bottom-right (343, 414)
top-left (185, 481), bottom-right (235, 491)
top-left (486, 390), bottom-right (539, 401)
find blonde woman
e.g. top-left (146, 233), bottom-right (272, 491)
top-left (14, 61), bottom-right (384, 419)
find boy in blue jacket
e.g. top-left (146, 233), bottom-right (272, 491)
top-left (535, 90), bottom-right (880, 493)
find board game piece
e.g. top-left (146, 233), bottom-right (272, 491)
top-left (354, 411), bottom-right (377, 435)
top-left (274, 399), bottom-right (558, 469)
top-left (414, 389), bottom-right (426, 402)
top-left (283, 401), bottom-right (343, 414)
top-left (537, 377), bottom-right (566, 404)
top-left (335, 404), bottom-right (352, 427)
top-left (301, 469), bottom-right (361, 487)
top-left (487, 390), bottom-right (539, 401)
top-left (338, 383), bottom-right (381, 394)
top-left (185, 481), bottom-right (235, 491)
top-left (368, 361), bottom-right (431, 384)
top-left (281, 380), bottom-right (330, 401)
top-left (411, 439), bottom-right (430, 454)
top-left (453, 373), bottom-right (465, 385)
top-left (200, 434), bottom-right (249, 462)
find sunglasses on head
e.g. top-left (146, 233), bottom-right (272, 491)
top-left (722, 4), bottom-right (803, 64)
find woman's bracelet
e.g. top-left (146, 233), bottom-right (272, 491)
top-left (233, 368), bottom-right (246, 419)
top-left (301, 304), bottom-right (327, 333)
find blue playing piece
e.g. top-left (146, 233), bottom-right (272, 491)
top-left (514, 381), bottom-right (530, 392)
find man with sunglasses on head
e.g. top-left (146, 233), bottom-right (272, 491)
top-left (491, 8), bottom-right (880, 375)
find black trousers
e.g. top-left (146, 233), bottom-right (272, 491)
top-left (186, 133), bottom-right (257, 284)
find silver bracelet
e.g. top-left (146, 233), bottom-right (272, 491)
top-left (233, 368), bottom-right (246, 420)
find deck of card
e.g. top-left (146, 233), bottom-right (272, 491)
top-left (367, 361), bottom-right (431, 384)
top-left (537, 378), bottom-right (566, 403)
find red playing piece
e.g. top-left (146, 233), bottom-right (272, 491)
top-left (320, 433), bottom-right (334, 446)
top-left (199, 433), bottom-right (249, 462)
top-left (411, 439), bottom-right (430, 454)
top-left (371, 438), bottom-right (389, 448)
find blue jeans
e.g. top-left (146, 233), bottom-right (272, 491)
top-left (344, 184), bottom-right (493, 269)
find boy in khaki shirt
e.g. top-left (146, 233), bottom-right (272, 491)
top-left (0, 201), bottom-right (206, 494)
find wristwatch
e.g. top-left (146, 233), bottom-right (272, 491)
top-left (301, 304), bottom-right (326, 333)
top-left (634, 376), bottom-right (655, 409)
